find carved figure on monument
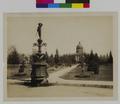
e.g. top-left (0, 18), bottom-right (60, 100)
top-left (37, 23), bottom-right (43, 39)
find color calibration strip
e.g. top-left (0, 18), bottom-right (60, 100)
top-left (36, 0), bottom-right (90, 8)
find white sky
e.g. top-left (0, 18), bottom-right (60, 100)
top-left (7, 13), bottom-right (113, 56)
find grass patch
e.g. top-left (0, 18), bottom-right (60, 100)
top-left (61, 64), bottom-right (113, 81)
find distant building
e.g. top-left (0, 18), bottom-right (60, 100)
top-left (75, 42), bottom-right (84, 63)
top-left (76, 42), bottom-right (83, 55)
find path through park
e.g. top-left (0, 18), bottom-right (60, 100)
top-left (48, 65), bottom-right (113, 88)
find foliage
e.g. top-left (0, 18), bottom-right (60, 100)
top-left (42, 49), bottom-right (113, 67)
top-left (107, 51), bottom-right (113, 63)
top-left (7, 46), bottom-right (29, 64)
top-left (54, 49), bottom-right (60, 65)
top-left (7, 47), bottom-right (20, 64)
top-left (99, 51), bottom-right (113, 64)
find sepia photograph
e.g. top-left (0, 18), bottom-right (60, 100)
top-left (4, 12), bottom-right (118, 100)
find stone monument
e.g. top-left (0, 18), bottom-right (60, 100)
top-left (31, 23), bottom-right (49, 86)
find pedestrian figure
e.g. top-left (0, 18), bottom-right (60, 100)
top-left (19, 61), bottom-right (25, 73)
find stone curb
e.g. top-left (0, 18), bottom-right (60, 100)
top-left (51, 82), bottom-right (113, 89)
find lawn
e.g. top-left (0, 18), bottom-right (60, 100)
top-left (7, 64), bottom-right (113, 81)
top-left (7, 64), bottom-right (64, 79)
top-left (61, 64), bottom-right (113, 81)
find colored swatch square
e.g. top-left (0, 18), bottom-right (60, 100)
top-left (60, 3), bottom-right (71, 8)
top-left (36, 0), bottom-right (54, 4)
top-left (48, 4), bottom-right (60, 8)
top-left (72, 3), bottom-right (83, 8)
top-left (54, 0), bottom-right (65, 3)
top-left (66, 0), bottom-right (89, 3)
top-left (84, 3), bottom-right (90, 8)
top-left (36, 3), bottom-right (48, 8)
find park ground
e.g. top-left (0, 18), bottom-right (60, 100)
top-left (7, 81), bottom-right (113, 98)
top-left (7, 64), bottom-right (113, 98)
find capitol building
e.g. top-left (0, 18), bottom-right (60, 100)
top-left (75, 42), bottom-right (84, 63)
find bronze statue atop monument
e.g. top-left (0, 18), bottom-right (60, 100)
top-left (37, 23), bottom-right (43, 39)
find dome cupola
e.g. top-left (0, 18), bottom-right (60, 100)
top-left (76, 42), bottom-right (83, 49)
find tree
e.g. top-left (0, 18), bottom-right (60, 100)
top-left (87, 50), bottom-right (94, 64)
top-left (87, 50), bottom-right (99, 74)
top-left (7, 47), bottom-right (20, 64)
top-left (84, 53), bottom-right (89, 64)
top-left (54, 49), bottom-right (60, 65)
top-left (45, 51), bottom-right (49, 63)
top-left (94, 53), bottom-right (99, 63)
top-left (48, 54), bottom-right (54, 66)
top-left (108, 51), bottom-right (113, 63)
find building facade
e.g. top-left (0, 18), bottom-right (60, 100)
top-left (75, 42), bottom-right (84, 63)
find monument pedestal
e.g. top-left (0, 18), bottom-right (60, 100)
top-left (31, 62), bottom-right (49, 86)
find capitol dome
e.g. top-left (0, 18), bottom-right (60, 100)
top-left (76, 42), bottom-right (83, 49)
